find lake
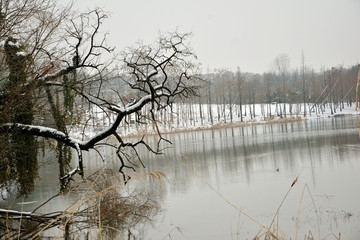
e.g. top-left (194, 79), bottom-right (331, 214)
top-left (137, 116), bottom-right (360, 240)
top-left (1, 116), bottom-right (360, 239)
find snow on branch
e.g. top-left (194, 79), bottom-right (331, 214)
top-left (0, 123), bottom-right (82, 148)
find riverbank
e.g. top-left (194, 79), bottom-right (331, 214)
top-left (71, 103), bottom-right (360, 139)
top-left (122, 110), bottom-right (359, 138)
top-left (122, 115), bottom-right (304, 138)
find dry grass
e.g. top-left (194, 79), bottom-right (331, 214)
top-left (1, 166), bottom-right (164, 239)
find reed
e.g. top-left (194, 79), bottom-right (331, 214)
top-left (2, 166), bottom-right (164, 239)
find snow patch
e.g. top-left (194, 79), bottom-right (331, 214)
top-left (42, 69), bottom-right (64, 80)
top-left (148, 69), bottom-right (158, 76)
top-left (16, 51), bottom-right (27, 56)
top-left (71, 102), bottom-right (360, 138)
top-left (7, 40), bottom-right (21, 47)
top-left (0, 209), bottom-right (32, 216)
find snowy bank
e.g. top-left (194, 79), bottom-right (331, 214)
top-left (70, 102), bottom-right (360, 139)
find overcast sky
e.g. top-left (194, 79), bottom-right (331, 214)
top-left (73, 0), bottom-right (360, 74)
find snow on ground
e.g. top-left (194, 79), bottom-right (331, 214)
top-left (70, 102), bottom-right (359, 139)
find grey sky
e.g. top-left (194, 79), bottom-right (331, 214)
top-left (74, 0), bottom-right (360, 73)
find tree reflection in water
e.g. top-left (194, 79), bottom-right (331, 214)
top-left (0, 169), bottom-right (162, 239)
top-left (0, 133), bottom-right (38, 198)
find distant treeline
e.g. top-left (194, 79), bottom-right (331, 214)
top-left (190, 64), bottom-right (359, 119)
top-left (41, 63), bottom-right (359, 133)
top-left (77, 64), bottom-right (359, 134)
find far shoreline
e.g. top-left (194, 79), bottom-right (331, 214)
top-left (122, 113), bottom-right (359, 139)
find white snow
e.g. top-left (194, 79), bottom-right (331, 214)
top-left (69, 102), bottom-right (360, 139)
top-left (0, 208), bottom-right (32, 216)
top-left (148, 69), bottom-right (158, 76)
top-left (7, 40), bottom-right (21, 47)
top-left (60, 166), bottom-right (80, 180)
top-left (112, 94), bottom-right (153, 113)
top-left (16, 201), bottom-right (38, 205)
top-left (69, 166), bottom-right (80, 175)
top-left (16, 51), bottom-right (27, 56)
top-left (3, 123), bottom-right (84, 146)
top-left (42, 69), bottom-right (63, 80)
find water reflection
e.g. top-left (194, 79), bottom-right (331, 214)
top-left (138, 116), bottom-right (360, 239)
top-left (0, 132), bottom-right (38, 197)
top-left (140, 117), bottom-right (359, 191)
top-left (0, 168), bottom-right (162, 239)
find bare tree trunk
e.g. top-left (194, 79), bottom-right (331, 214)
top-left (302, 51), bottom-right (307, 117)
top-left (229, 88), bottom-right (233, 123)
top-left (222, 92), bottom-right (226, 123)
top-left (266, 75), bottom-right (271, 118)
top-left (237, 70), bottom-right (243, 122)
top-left (199, 98), bottom-right (203, 125)
top-left (208, 83), bottom-right (214, 125)
top-left (252, 87), bottom-right (255, 119)
top-left (329, 70), bottom-right (334, 115)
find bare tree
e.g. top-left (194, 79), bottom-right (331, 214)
top-left (207, 72), bottom-right (214, 124)
top-left (236, 68), bottom-right (244, 122)
top-left (301, 51), bottom-right (307, 116)
top-left (272, 53), bottom-right (290, 118)
top-left (0, 0), bottom-right (200, 195)
top-left (263, 72), bottom-right (273, 118)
